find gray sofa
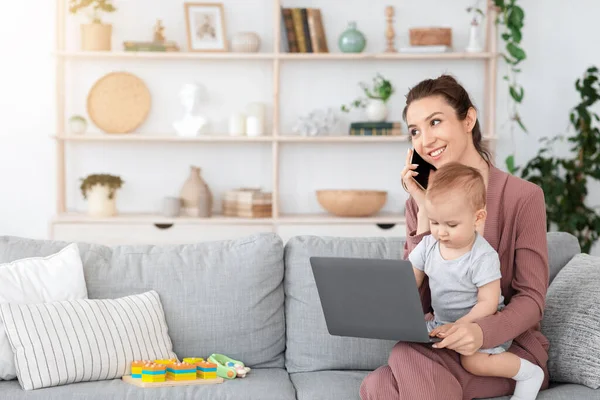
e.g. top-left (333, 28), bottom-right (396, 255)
top-left (0, 232), bottom-right (595, 400)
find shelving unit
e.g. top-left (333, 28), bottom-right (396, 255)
top-left (51, 0), bottom-right (498, 244)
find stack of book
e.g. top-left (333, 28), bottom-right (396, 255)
top-left (349, 122), bottom-right (404, 136)
top-left (222, 188), bottom-right (272, 218)
top-left (280, 7), bottom-right (328, 53)
top-left (123, 41), bottom-right (180, 52)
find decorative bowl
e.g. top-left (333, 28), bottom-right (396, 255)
top-left (316, 189), bottom-right (387, 217)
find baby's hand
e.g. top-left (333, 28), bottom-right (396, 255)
top-left (429, 323), bottom-right (455, 338)
top-left (424, 312), bottom-right (435, 321)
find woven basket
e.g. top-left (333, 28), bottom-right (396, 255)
top-left (87, 71), bottom-right (151, 134)
top-left (316, 190), bottom-right (387, 217)
top-left (409, 27), bottom-right (452, 47)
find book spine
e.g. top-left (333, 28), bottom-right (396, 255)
top-left (308, 9), bottom-right (328, 53)
top-left (300, 8), bottom-right (313, 53)
top-left (349, 128), bottom-right (403, 136)
top-left (281, 8), bottom-right (298, 53)
top-left (291, 8), bottom-right (307, 53)
top-left (349, 122), bottom-right (402, 129)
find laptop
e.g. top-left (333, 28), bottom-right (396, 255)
top-left (309, 256), bottom-right (441, 344)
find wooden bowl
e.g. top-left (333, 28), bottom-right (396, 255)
top-left (316, 190), bottom-right (387, 217)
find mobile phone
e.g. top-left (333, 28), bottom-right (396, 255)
top-left (410, 149), bottom-right (437, 190)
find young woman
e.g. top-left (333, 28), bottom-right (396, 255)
top-left (359, 75), bottom-right (550, 400)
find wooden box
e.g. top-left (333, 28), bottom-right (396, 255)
top-left (409, 27), bottom-right (452, 47)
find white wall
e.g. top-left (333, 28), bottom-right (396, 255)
top-left (1, 0), bottom-right (598, 254)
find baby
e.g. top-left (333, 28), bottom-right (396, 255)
top-left (408, 162), bottom-right (544, 400)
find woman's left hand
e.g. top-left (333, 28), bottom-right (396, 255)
top-left (432, 323), bottom-right (484, 356)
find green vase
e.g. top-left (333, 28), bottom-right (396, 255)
top-left (338, 21), bottom-right (366, 53)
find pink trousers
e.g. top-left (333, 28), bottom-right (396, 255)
top-left (360, 341), bottom-right (549, 400)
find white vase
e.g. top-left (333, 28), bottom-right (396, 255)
top-left (465, 24), bottom-right (483, 53)
top-left (231, 32), bottom-right (261, 53)
top-left (365, 99), bottom-right (388, 122)
top-left (86, 184), bottom-right (117, 217)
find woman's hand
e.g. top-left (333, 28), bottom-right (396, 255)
top-left (401, 148), bottom-right (426, 208)
top-left (431, 323), bottom-right (484, 356)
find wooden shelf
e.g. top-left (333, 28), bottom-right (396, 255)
top-left (55, 51), bottom-right (276, 60)
top-left (52, 134), bottom-right (496, 143)
top-left (277, 52), bottom-right (496, 61)
top-left (52, 212), bottom-right (405, 225)
top-left (55, 50), bottom-right (497, 61)
top-left (51, 134), bottom-right (274, 142)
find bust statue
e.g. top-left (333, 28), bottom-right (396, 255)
top-left (173, 83), bottom-right (208, 137)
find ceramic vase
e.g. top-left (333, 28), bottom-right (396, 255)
top-left (86, 185), bottom-right (117, 217)
top-left (465, 24), bottom-right (483, 52)
top-left (180, 166), bottom-right (213, 217)
top-left (338, 21), bottom-right (366, 53)
top-left (365, 99), bottom-right (388, 122)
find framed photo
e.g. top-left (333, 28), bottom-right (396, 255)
top-left (184, 3), bottom-right (228, 52)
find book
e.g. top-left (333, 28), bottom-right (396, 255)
top-left (350, 122), bottom-right (403, 129)
top-left (307, 9), bottom-right (328, 53)
top-left (349, 127), bottom-right (403, 136)
top-left (281, 8), bottom-right (298, 53)
top-left (290, 9), bottom-right (307, 53)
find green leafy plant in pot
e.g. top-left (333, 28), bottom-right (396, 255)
top-left (69, 0), bottom-right (116, 51)
top-left (520, 66), bottom-right (600, 253)
top-left (80, 174), bottom-right (124, 217)
top-left (341, 73), bottom-right (394, 122)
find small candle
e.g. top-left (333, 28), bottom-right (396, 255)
top-left (229, 113), bottom-right (246, 136)
top-left (246, 115), bottom-right (263, 136)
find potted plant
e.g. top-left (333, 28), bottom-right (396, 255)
top-left (341, 73), bottom-right (394, 122)
top-left (80, 174), bottom-right (124, 217)
top-left (465, 1), bottom-right (485, 52)
top-left (69, 0), bottom-right (117, 51)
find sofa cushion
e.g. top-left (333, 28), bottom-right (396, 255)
top-left (541, 253), bottom-right (600, 389)
top-left (0, 368), bottom-right (296, 400)
top-left (283, 235), bottom-right (404, 373)
top-left (480, 383), bottom-right (600, 400)
top-left (546, 232), bottom-right (581, 284)
top-left (290, 370), bottom-right (367, 400)
top-left (0, 233), bottom-right (286, 369)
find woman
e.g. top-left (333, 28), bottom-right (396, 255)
top-left (360, 75), bottom-right (550, 400)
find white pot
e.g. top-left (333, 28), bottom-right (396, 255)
top-left (365, 99), bottom-right (388, 122)
top-left (86, 184), bottom-right (117, 217)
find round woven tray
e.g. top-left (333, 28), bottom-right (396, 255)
top-left (87, 71), bottom-right (151, 133)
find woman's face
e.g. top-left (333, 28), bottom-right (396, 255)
top-left (405, 95), bottom-right (475, 169)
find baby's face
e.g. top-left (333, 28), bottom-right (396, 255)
top-left (425, 190), bottom-right (481, 249)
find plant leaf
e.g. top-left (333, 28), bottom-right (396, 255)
top-left (507, 42), bottom-right (526, 61)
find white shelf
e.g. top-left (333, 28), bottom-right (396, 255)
top-left (52, 212), bottom-right (405, 225)
top-left (56, 50), bottom-right (497, 61)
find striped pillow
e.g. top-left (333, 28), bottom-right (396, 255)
top-left (0, 290), bottom-right (176, 390)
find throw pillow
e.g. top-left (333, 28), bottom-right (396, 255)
top-left (541, 253), bottom-right (600, 389)
top-left (0, 290), bottom-right (176, 390)
top-left (0, 243), bottom-right (88, 381)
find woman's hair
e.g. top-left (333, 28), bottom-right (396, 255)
top-left (402, 74), bottom-right (492, 164)
top-left (427, 162), bottom-right (486, 211)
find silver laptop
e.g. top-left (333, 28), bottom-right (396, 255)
top-left (309, 256), bottom-right (441, 344)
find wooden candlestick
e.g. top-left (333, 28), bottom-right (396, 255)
top-left (385, 6), bottom-right (397, 52)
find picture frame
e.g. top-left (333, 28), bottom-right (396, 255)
top-left (184, 3), bottom-right (228, 52)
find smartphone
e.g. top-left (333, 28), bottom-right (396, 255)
top-left (410, 149), bottom-right (437, 190)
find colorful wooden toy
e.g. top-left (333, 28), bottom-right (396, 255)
top-left (154, 358), bottom-right (178, 366)
top-left (197, 360), bottom-right (218, 380)
top-left (166, 362), bottom-right (197, 381)
top-left (182, 357), bottom-right (204, 364)
top-left (142, 363), bottom-right (166, 383)
top-left (131, 360), bottom-right (150, 379)
top-left (208, 353), bottom-right (251, 379)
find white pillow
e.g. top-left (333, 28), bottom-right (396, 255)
top-left (0, 243), bottom-right (87, 380)
top-left (1, 290), bottom-right (177, 390)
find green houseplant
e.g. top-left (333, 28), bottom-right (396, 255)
top-left (69, 0), bottom-right (116, 51)
top-left (520, 66), bottom-right (600, 253)
top-left (493, 0), bottom-right (526, 173)
top-left (341, 73), bottom-right (394, 122)
top-left (80, 174), bottom-right (124, 217)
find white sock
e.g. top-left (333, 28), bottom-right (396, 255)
top-left (510, 358), bottom-right (544, 400)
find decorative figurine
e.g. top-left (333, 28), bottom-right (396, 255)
top-left (173, 83), bottom-right (208, 137)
